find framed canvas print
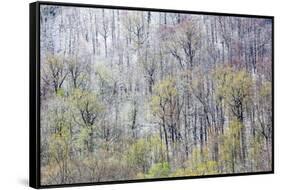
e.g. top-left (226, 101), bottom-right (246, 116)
top-left (30, 1), bottom-right (274, 188)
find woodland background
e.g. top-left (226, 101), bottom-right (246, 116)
top-left (39, 5), bottom-right (272, 185)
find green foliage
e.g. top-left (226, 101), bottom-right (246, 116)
top-left (150, 95), bottom-right (161, 115)
top-left (126, 136), bottom-right (167, 174)
top-left (181, 147), bottom-right (219, 176)
top-left (66, 57), bottom-right (89, 88)
top-left (154, 78), bottom-right (178, 98)
top-left (70, 89), bottom-right (104, 125)
top-left (145, 162), bottom-right (170, 178)
top-left (75, 127), bottom-right (92, 150)
top-left (248, 134), bottom-right (264, 171)
top-left (43, 54), bottom-right (67, 94)
top-left (45, 54), bottom-right (64, 69)
top-left (49, 118), bottom-right (71, 164)
top-left (126, 138), bottom-right (151, 173)
top-left (190, 161), bottom-right (218, 176)
top-left (56, 88), bottom-right (65, 97)
top-left (260, 81), bottom-right (272, 98)
top-left (150, 78), bottom-right (178, 116)
top-left (95, 63), bottom-right (114, 85)
top-left (214, 66), bottom-right (253, 104)
top-left (149, 136), bottom-right (167, 164)
top-left (219, 120), bottom-right (243, 172)
top-left (172, 160), bottom-right (219, 177)
top-left (71, 89), bottom-right (100, 109)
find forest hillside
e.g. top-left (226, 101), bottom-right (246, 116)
top-left (39, 5), bottom-right (273, 185)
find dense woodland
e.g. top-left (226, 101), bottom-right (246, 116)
top-left (40, 5), bottom-right (273, 185)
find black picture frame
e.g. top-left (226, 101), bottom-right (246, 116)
top-left (30, 1), bottom-right (274, 188)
